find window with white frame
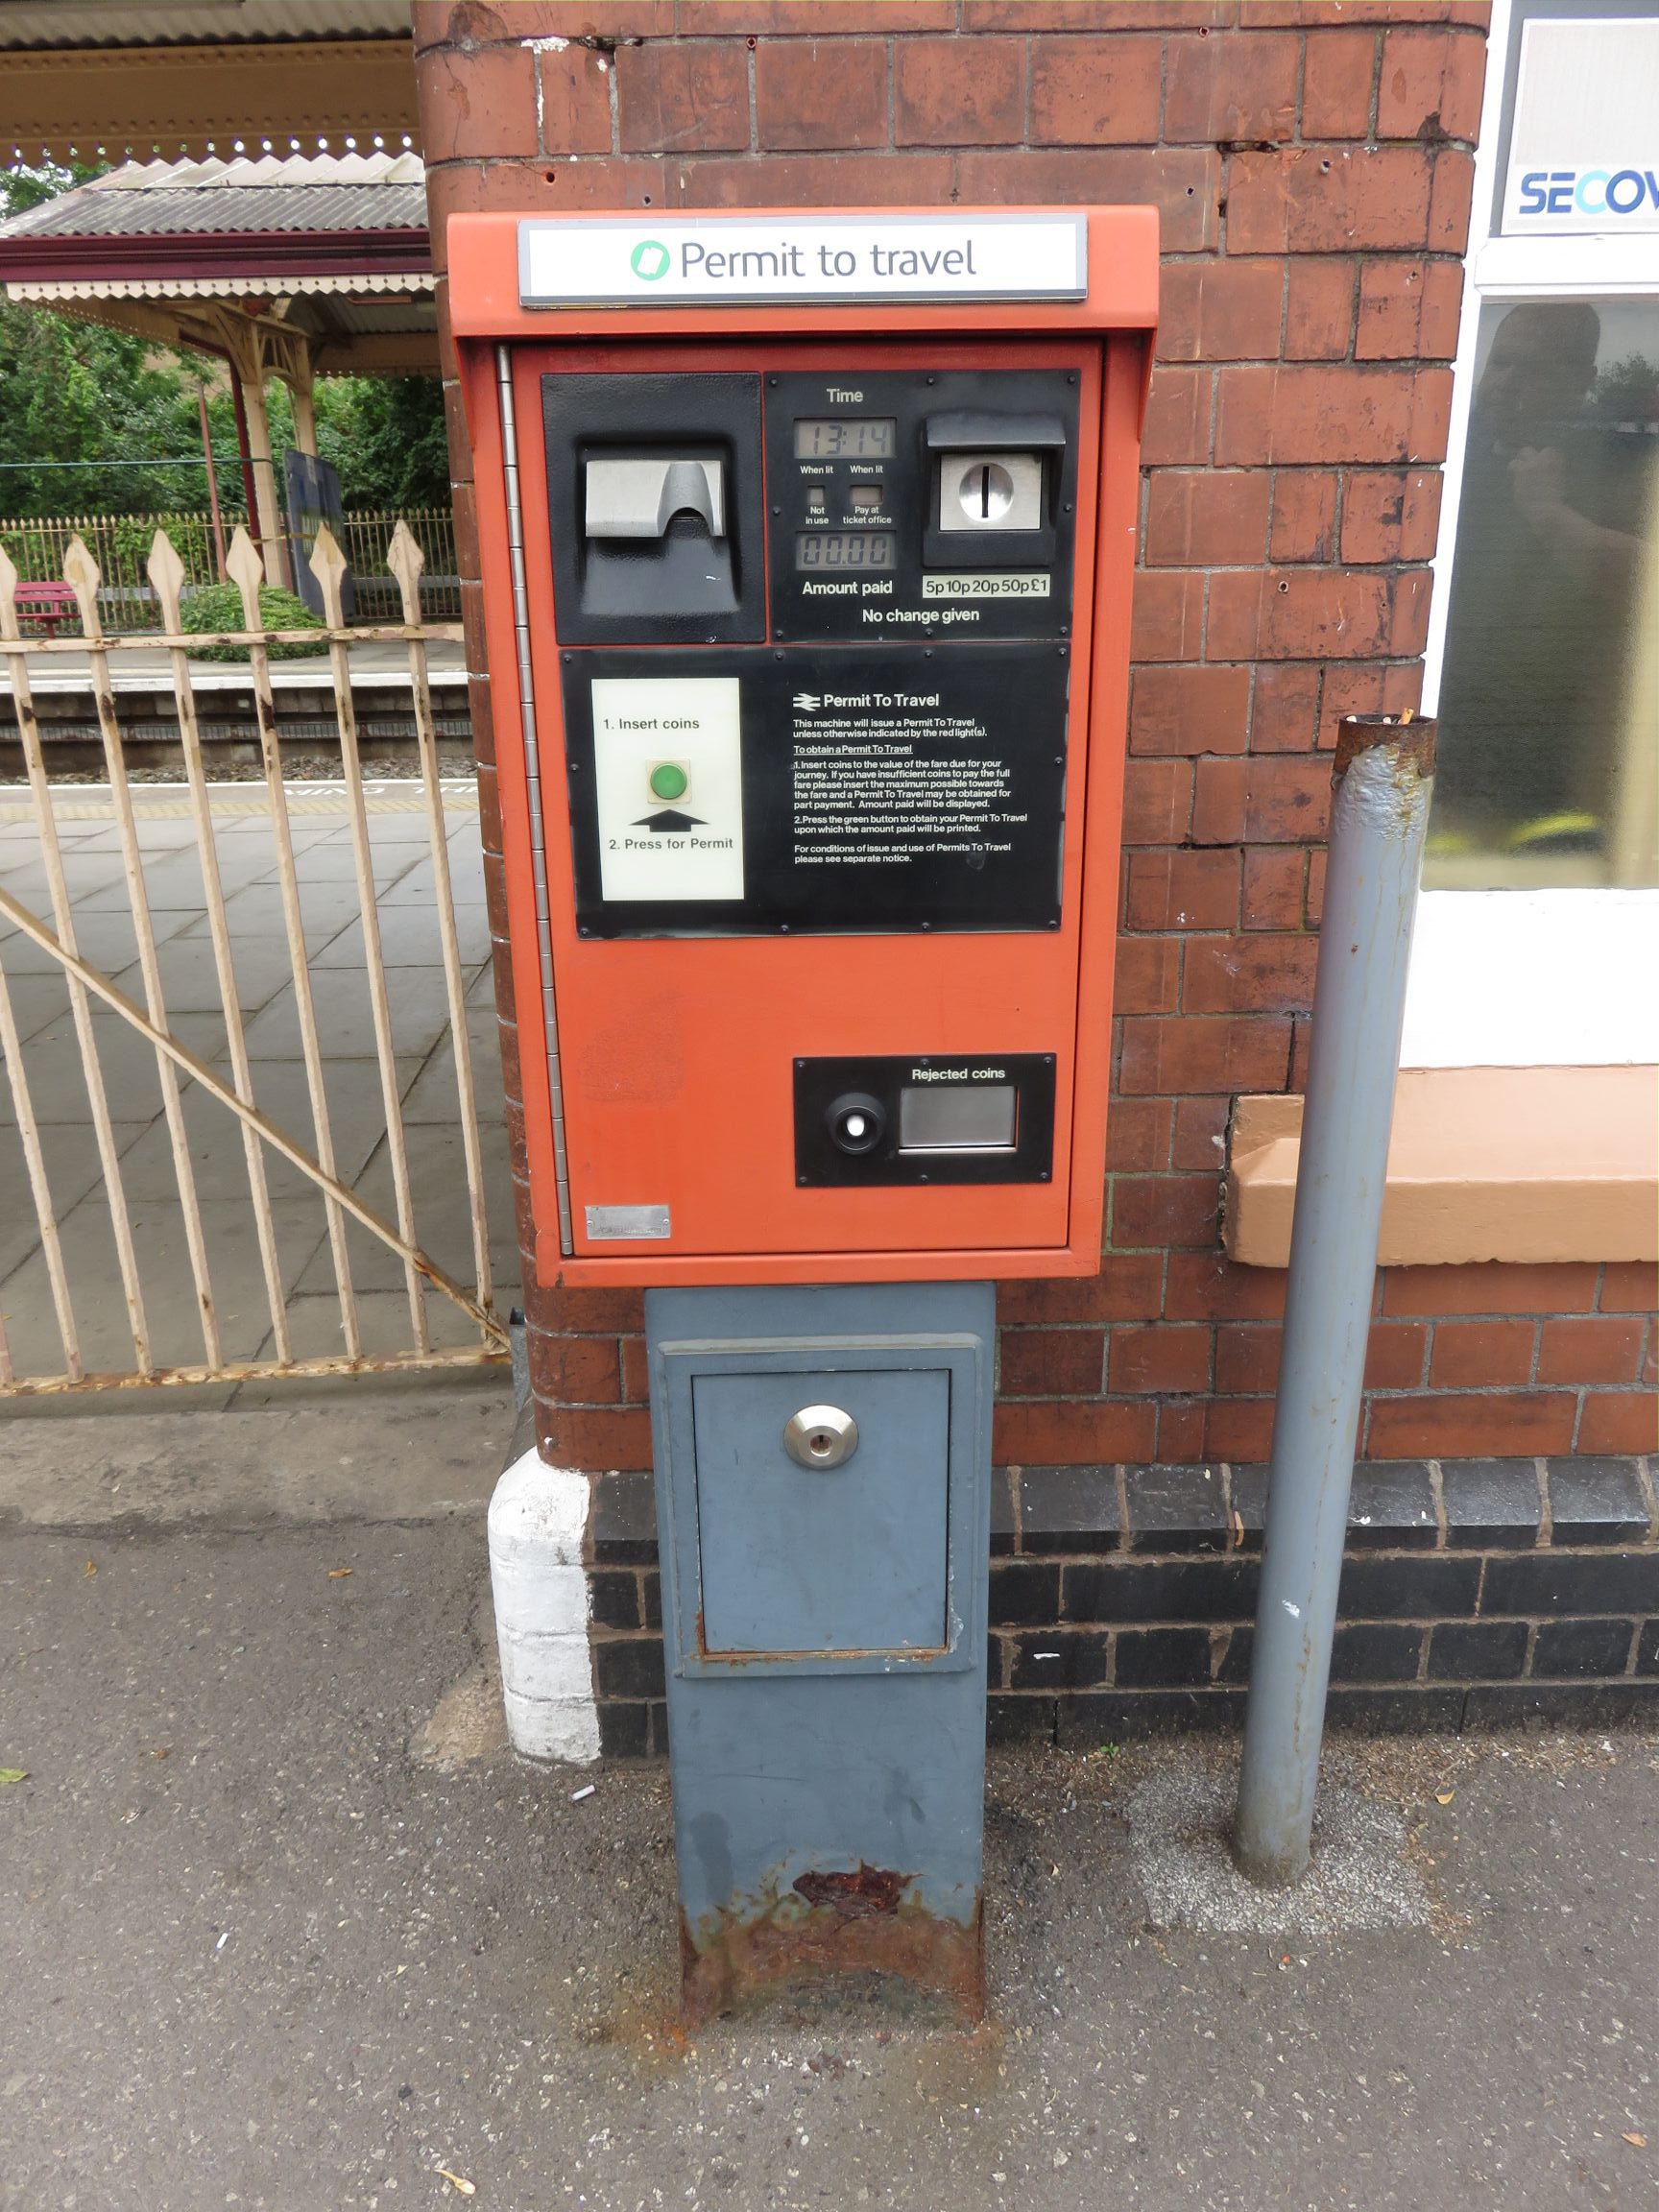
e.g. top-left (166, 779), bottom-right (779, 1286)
top-left (1405, 0), bottom-right (1659, 1068)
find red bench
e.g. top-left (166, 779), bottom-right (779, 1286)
top-left (12, 582), bottom-right (79, 637)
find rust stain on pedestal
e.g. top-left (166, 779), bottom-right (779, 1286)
top-left (681, 1863), bottom-right (984, 2025)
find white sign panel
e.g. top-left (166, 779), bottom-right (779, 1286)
top-left (1503, 15), bottom-right (1659, 234)
top-left (520, 214), bottom-right (1087, 307)
top-left (591, 676), bottom-right (744, 904)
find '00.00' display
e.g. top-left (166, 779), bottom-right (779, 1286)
top-left (796, 531), bottom-right (895, 570)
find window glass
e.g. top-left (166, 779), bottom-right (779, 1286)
top-left (1429, 297), bottom-right (1659, 889)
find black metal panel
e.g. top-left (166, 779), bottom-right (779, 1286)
top-left (794, 1053), bottom-right (1057, 1187)
top-left (764, 367), bottom-right (1079, 644)
top-left (563, 641), bottom-right (1070, 937)
top-left (540, 371), bottom-right (766, 645)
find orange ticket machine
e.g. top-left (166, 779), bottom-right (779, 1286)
top-left (448, 208), bottom-right (1157, 1292)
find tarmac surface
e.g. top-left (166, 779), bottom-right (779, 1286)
top-left (2, 1391), bottom-right (1655, 2212)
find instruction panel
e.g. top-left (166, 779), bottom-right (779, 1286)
top-left (590, 676), bottom-right (744, 902)
top-left (564, 645), bottom-right (1070, 936)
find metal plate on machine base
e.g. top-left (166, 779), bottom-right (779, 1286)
top-left (794, 1052), bottom-right (1056, 1187)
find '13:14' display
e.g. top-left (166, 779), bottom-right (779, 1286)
top-left (793, 418), bottom-right (897, 458)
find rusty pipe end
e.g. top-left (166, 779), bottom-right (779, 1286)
top-left (1333, 713), bottom-right (1437, 781)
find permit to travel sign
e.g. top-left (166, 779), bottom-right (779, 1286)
top-left (518, 213), bottom-right (1089, 307)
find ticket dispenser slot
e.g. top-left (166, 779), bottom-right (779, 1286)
top-left (541, 372), bottom-right (766, 644)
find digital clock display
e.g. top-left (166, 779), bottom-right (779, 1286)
top-left (794, 418), bottom-right (897, 459)
top-left (796, 532), bottom-right (896, 571)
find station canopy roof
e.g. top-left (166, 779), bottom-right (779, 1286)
top-left (0, 150), bottom-right (436, 375)
top-left (0, 0), bottom-right (420, 165)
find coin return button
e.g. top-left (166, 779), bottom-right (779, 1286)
top-left (899, 1083), bottom-right (1018, 1151)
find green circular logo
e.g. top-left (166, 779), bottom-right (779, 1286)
top-left (630, 238), bottom-right (671, 281)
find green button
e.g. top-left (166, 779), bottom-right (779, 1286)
top-left (648, 762), bottom-right (688, 802)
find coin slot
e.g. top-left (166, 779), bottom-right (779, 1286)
top-left (937, 449), bottom-right (1044, 534)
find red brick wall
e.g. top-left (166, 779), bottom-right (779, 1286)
top-left (414, 0), bottom-right (1658, 1474)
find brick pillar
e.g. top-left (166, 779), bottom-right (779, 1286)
top-left (411, 5), bottom-right (1646, 1486)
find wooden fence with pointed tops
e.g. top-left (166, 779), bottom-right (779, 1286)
top-left (0, 519), bottom-right (509, 1393)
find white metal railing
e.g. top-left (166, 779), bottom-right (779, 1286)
top-left (0, 508), bottom-right (461, 627)
top-left (0, 519), bottom-right (509, 1394)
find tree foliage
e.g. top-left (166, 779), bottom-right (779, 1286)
top-left (1588, 352), bottom-right (1659, 425)
top-left (315, 378), bottom-right (451, 510)
top-left (0, 297), bottom-right (240, 517)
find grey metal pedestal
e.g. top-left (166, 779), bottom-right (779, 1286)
top-left (644, 1282), bottom-right (995, 2020)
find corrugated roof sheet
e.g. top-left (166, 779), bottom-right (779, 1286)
top-left (0, 2), bottom-right (412, 48)
top-left (0, 152), bottom-right (427, 241)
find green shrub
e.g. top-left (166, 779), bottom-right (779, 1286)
top-left (181, 581), bottom-right (327, 661)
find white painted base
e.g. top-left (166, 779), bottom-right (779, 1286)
top-left (487, 1445), bottom-right (601, 1766)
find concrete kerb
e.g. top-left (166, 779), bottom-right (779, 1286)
top-left (0, 1382), bottom-right (517, 1531)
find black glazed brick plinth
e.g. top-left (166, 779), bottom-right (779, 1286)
top-left (578, 1455), bottom-right (1656, 1749)
top-left (1060, 1556), bottom-right (1260, 1625)
top-left (1330, 1623), bottom-right (1424, 1682)
top-left (1325, 1687), bottom-right (1467, 1732)
top-left (588, 1569), bottom-right (644, 1631)
top-left (1123, 1465), bottom-right (1228, 1552)
top-left (1228, 1462), bottom-right (1435, 1552)
top-left (1547, 1460), bottom-right (1652, 1547)
top-left (1428, 1620), bottom-right (1529, 1681)
top-left (1059, 1689), bottom-right (1244, 1743)
top-left (1442, 1460), bottom-right (1542, 1550)
top-left (1482, 1552), bottom-right (1659, 1618)
top-left (1462, 1683), bottom-right (1659, 1729)
top-left (988, 1694), bottom-right (1058, 1743)
top-left (1114, 1625), bottom-right (1216, 1688)
top-left (990, 1560), bottom-right (1063, 1625)
top-left (590, 1470), bottom-right (658, 1565)
top-left (1335, 1554), bottom-right (1481, 1620)
top-left (594, 1637), bottom-right (666, 1703)
top-left (1018, 1464), bottom-right (1120, 1552)
top-left (1214, 1624), bottom-right (1254, 1684)
top-left (596, 1699), bottom-right (651, 1757)
top-left (1530, 1618), bottom-right (1637, 1678)
top-left (990, 1468), bottom-right (1018, 1556)
top-left (1229, 1465), bottom-right (1269, 1548)
top-left (1006, 1628), bottom-right (1108, 1691)
top-left (1347, 1462), bottom-right (1439, 1549)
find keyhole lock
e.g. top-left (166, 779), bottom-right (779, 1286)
top-left (782, 1405), bottom-right (859, 1471)
top-left (956, 459), bottom-right (1016, 524)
